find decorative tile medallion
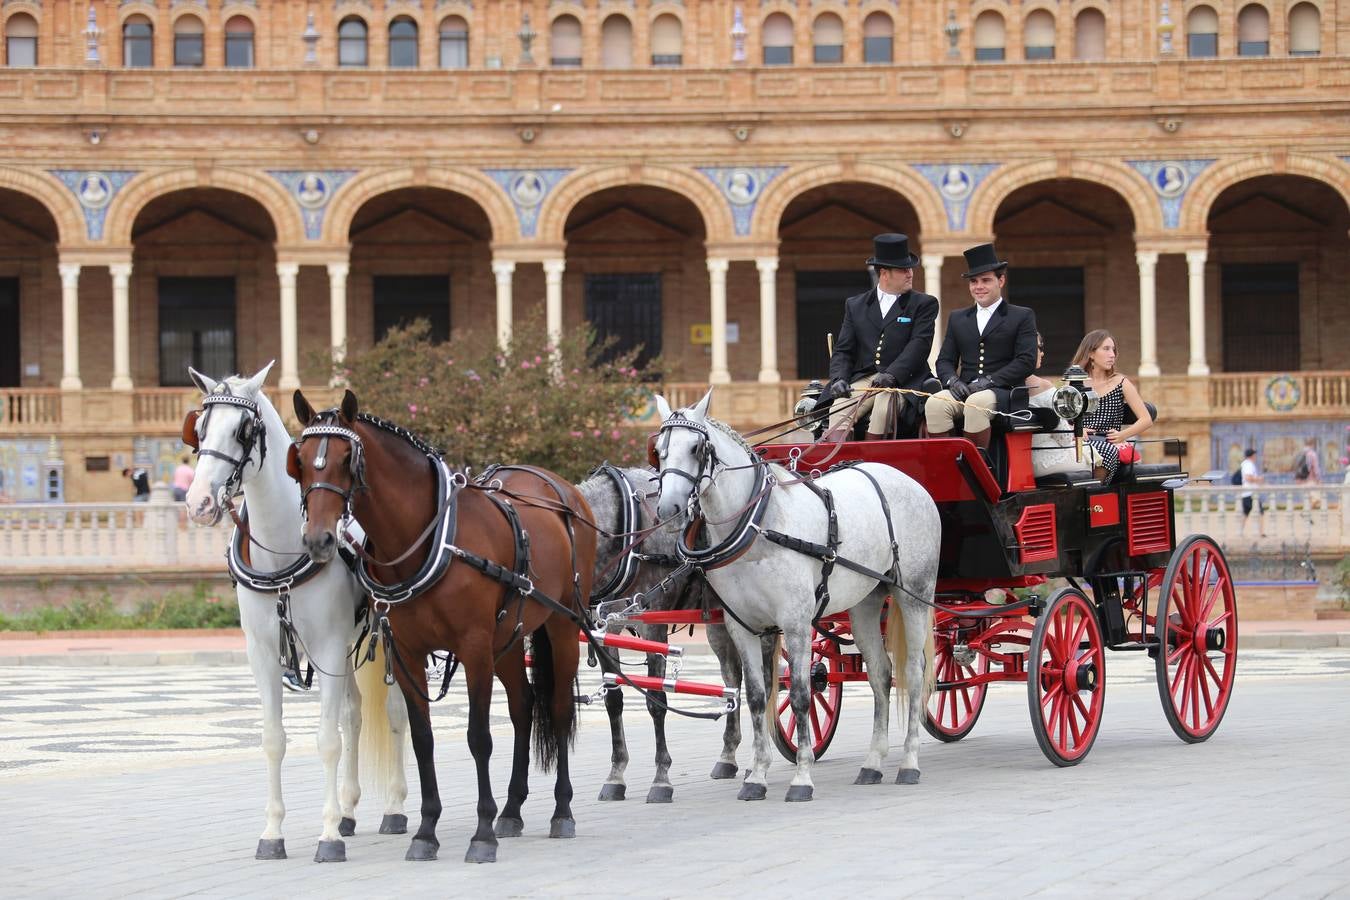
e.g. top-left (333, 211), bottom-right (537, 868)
top-left (911, 163), bottom-right (1000, 231)
top-left (266, 170), bottom-right (358, 240)
top-left (483, 168), bottom-right (572, 238)
top-left (695, 166), bottom-right (786, 236)
top-left (1126, 159), bottom-right (1216, 229)
top-left (49, 170), bottom-right (139, 241)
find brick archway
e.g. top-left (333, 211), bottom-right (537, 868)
top-left (752, 161), bottom-right (947, 243)
top-left (534, 164), bottom-right (731, 245)
top-left (966, 158), bottom-right (1159, 235)
top-left (1180, 153), bottom-right (1350, 233)
top-left (322, 167), bottom-right (512, 244)
top-left (0, 166), bottom-right (84, 246)
top-left (103, 168), bottom-right (300, 246)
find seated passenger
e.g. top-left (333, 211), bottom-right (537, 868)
top-left (1073, 329), bottom-right (1153, 481)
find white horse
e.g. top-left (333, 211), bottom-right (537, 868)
top-left (651, 389), bottom-right (939, 801)
top-left (183, 363), bottom-right (408, 862)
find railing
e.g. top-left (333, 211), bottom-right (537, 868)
top-left (134, 389), bottom-right (196, 429)
top-left (1173, 483), bottom-right (1348, 553)
top-left (1207, 372), bottom-right (1350, 417)
top-left (1, 389), bottom-right (61, 431)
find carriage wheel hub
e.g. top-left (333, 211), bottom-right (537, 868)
top-left (810, 660), bottom-right (829, 693)
top-left (1204, 627), bottom-right (1226, 651)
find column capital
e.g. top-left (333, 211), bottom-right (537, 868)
top-left (921, 253), bottom-right (945, 268)
top-left (1134, 249), bottom-right (1159, 267)
top-left (58, 263), bottom-right (81, 285)
top-left (754, 256), bottom-right (778, 275)
top-left (1185, 249), bottom-right (1208, 266)
top-left (109, 261), bottom-right (132, 279)
top-left (275, 261), bottom-right (300, 280)
top-left (542, 257), bottom-right (566, 276)
top-left (492, 259), bottom-right (517, 278)
top-left (706, 257), bottom-right (730, 275)
top-left (326, 260), bottom-right (350, 278)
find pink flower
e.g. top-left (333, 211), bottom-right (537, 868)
top-left (592, 429), bottom-right (601, 438)
top-left (611, 429), bottom-right (621, 440)
top-left (570, 431), bottom-right (583, 438)
top-left (383, 370), bottom-right (393, 378)
top-left (418, 377), bottom-right (429, 387)
top-left (521, 361), bottom-right (532, 369)
top-left (408, 404), bottom-right (418, 414)
top-left (534, 355), bottom-right (543, 365)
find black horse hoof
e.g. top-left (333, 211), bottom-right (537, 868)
top-left (738, 782), bottom-right (767, 801)
top-left (646, 784), bottom-right (674, 804)
top-left (785, 784), bottom-right (813, 802)
top-left (597, 783), bottom-right (626, 802)
top-left (493, 816), bottom-right (524, 838)
top-left (255, 838), bottom-right (286, 860)
top-left (338, 817), bottom-right (356, 837)
top-left (709, 761), bottom-right (738, 780)
top-left (549, 817), bottom-right (576, 839)
top-left (464, 840), bottom-right (497, 864)
top-left (854, 768), bottom-right (884, 785)
top-left (314, 839), bottom-right (346, 863)
top-left (405, 837), bottom-right (438, 861)
top-left (379, 814), bottom-right (408, 835)
top-left (896, 768), bottom-right (921, 785)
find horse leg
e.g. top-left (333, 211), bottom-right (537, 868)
top-left (543, 618), bottom-right (581, 837)
top-left (313, 669), bottom-right (349, 861)
top-left (381, 685), bottom-right (410, 833)
top-left (596, 622), bottom-right (629, 802)
top-left (706, 623), bottom-right (743, 780)
top-left (401, 683), bottom-right (442, 861)
top-left (848, 589), bottom-right (892, 785)
top-left (782, 624), bottom-right (816, 802)
top-left (895, 590), bottom-right (936, 786)
top-left (725, 621), bottom-right (770, 801)
top-left (645, 623), bottom-right (674, 803)
top-left (244, 632), bottom-right (288, 859)
top-left (337, 673), bottom-right (361, 839)
top-left (493, 651), bottom-right (531, 838)
top-left (463, 652), bottom-right (500, 863)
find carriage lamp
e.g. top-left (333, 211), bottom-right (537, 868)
top-left (794, 380), bottom-right (826, 437)
top-left (1053, 365), bottom-right (1098, 424)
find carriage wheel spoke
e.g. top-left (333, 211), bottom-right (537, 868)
top-left (809, 699), bottom-right (823, 743)
top-left (1202, 653), bottom-right (1224, 687)
top-left (777, 693), bottom-right (791, 716)
top-left (813, 688), bottom-right (836, 722)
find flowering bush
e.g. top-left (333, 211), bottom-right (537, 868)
top-left (339, 315), bottom-right (659, 481)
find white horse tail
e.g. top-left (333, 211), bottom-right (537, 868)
top-left (885, 594), bottom-right (936, 721)
top-left (355, 642), bottom-right (400, 801)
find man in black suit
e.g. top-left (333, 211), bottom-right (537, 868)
top-left (924, 243), bottom-right (1038, 450)
top-left (824, 233), bottom-right (938, 439)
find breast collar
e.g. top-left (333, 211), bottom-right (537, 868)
top-left (226, 501), bottom-right (324, 595)
top-left (354, 454), bottom-right (462, 607)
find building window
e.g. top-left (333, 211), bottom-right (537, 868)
top-left (123, 15), bottom-right (154, 68)
top-left (173, 15), bottom-right (204, 67)
top-left (1023, 9), bottom-right (1055, 60)
top-left (159, 278), bottom-right (236, 387)
top-left (1187, 6), bottom-right (1218, 57)
top-left (1237, 4), bottom-right (1269, 56)
top-left (585, 273), bottom-right (661, 372)
top-left (973, 11), bottom-right (1006, 61)
top-left (224, 15), bottom-right (254, 68)
top-left (550, 14), bottom-right (582, 67)
top-left (862, 12), bottom-right (893, 64)
top-left (338, 16), bottom-right (368, 67)
top-left (439, 15), bottom-right (468, 68)
top-left (389, 16), bottom-right (418, 67)
top-left (1073, 8), bottom-right (1106, 60)
top-left (374, 276), bottom-right (451, 344)
top-left (5, 12), bottom-right (37, 67)
top-left (650, 13), bottom-right (682, 66)
top-left (763, 12), bottom-right (793, 65)
top-left (812, 13), bottom-right (843, 63)
top-left (1288, 2), bottom-right (1320, 56)
top-left (601, 14), bottom-right (632, 68)
top-left (1222, 263), bottom-right (1299, 371)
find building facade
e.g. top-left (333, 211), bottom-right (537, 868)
top-left (1, 0), bottom-right (1348, 501)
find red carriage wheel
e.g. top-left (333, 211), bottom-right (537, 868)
top-left (771, 636), bottom-right (844, 763)
top-left (1027, 587), bottom-right (1106, 767)
top-left (1154, 535), bottom-right (1238, 742)
top-left (923, 618), bottom-right (989, 742)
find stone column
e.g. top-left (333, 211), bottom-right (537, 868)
top-left (1135, 250), bottom-right (1160, 377)
top-left (755, 257), bottom-right (780, 383)
top-left (922, 253), bottom-right (945, 371)
top-left (326, 261), bottom-right (349, 386)
top-left (492, 259), bottom-right (516, 350)
top-left (58, 263), bottom-right (82, 390)
top-left (707, 257), bottom-right (731, 384)
top-left (277, 262), bottom-right (300, 390)
top-left (543, 258), bottom-right (565, 350)
top-left (1186, 249), bottom-right (1210, 376)
top-left (109, 261), bottom-right (133, 390)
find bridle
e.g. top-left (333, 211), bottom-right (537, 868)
top-left (291, 411), bottom-right (366, 522)
top-left (182, 387), bottom-right (268, 504)
top-left (650, 413), bottom-right (719, 509)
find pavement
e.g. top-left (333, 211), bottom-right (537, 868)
top-left (0, 619), bottom-right (1347, 666)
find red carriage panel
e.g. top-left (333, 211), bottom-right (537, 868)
top-left (1014, 503), bottom-right (1058, 563)
top-left (1126, 491), bottom-right (1172, 556)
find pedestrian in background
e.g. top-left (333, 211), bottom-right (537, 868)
top-left (1240, 448), bottom-right (1266, 538)
top-left (1292, 437), bottom-right (1322, 509)
top-left (172, 456), bottom-right (195, 503)
top-left (122, 466), bottom-right (151, 502)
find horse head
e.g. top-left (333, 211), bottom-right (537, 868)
top-left (290, 387), bottom-right (363, 563)
top-left (652, 387), bottom-right (715, 528)
top-left (183, 361), bottom-right (274, 525)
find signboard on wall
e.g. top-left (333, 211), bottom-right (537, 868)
top-left (690, 323), bottom-right (739, 345)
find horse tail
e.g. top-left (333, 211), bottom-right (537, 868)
top-left (530, 625), bottom-right (575, 772)
top-left (356, 639), bottom-right (401, 802)
top-left (885, 590), bottom-right (937, 723)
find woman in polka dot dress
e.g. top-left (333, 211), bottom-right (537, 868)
top-left (1074, 329), bottom-right (1154, 481)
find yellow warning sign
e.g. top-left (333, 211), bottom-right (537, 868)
top-left (690, 324), bottom-right (712, 345)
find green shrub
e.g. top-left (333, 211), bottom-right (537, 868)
top-left (0, 585), bottom-right (240, 632)
top-left (1334, 556), bottom-right (1350, 610)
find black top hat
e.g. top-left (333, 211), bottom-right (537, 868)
top-left (961, 243), bottom-right (1009, 278)
top-left (865, 233), bottom-right (919, 269)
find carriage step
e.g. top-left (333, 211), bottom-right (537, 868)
top-left (603, 672), bottom-right (735, 700)
top-left (585, 629), bottom-right (683, 658)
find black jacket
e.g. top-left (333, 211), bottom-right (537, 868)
top-left (935, 301), bottom-right (1038, 407)
top-left (827, 288), bottom-right (937, 389)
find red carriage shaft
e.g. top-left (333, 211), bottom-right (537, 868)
top-left (603, 672), bottom-right (736, 700)
top-left (585, 629), bottom-right (684, 658)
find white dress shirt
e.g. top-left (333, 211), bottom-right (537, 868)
top-left (877, 289), bottom-right (900, 319)
top-left (975, 297), bottom-right (1003, 334)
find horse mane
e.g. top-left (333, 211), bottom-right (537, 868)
top-left (705, 415), bottom-right (756, 459)
top-left (354, 412), bottom-right (444, 459)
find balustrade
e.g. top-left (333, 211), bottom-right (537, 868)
top-left (0, 497), bottom-right (230, 570)
top-left (1173, 483), bottom-right (1348, 555)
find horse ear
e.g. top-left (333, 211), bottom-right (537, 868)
top-left (242, 360), bottom-right (274, 396)
top-left (181, 410), bottom-right (200, 450)
top-left (646, 432), bottom-right (660, 470)
top-left (286, 443), bottom-right (302, 482)
top-left (654, 393), bottom-right (673, 422)
top-left (692, 387), bottom-right (714, 420)
top-left (293, 389), bottom-right (315, 425)
top-left (188, 367), bottom-right (217, 395)
top-left (340, 390), bottom-right (359, 423)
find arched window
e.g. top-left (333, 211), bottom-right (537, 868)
top-left (389, 16), bottom-right (418, 67)
top-left (439, 15), bottom-right (468, 68)
top-left (813, 13), bottom-right (843, 63)
top-left (1288, 2), bottom-right (1321, 56)
top-left (338, 16), bottom-right (368, 67)
top-left (862, 12), bottom-right (893, 64)
top-left (1187, 6), bottom-right (1218, 57)
top-left (173, 15), bottom-right (204, 67)
top-left (601, 15), bottom-right (632, 68)
top-left (973, 11), bottom-right (1006, 62)
top-left (550, 14), bottom-right (582, 67)
top-left (763, 12), bottom-right (793, 65)
top-left (5, 13), bottom-right (37, 67)
top-left (123, 15), bottom-right (154, 68)
top-left (1237, 4), bottom-right (1269, 56)
top-left (1024, 9), bottom-right (1055, 59)
top-left (650, 13), bottom-right (682, 66)
top-left (1073, 8), bottom-right (1106, 60)
top-left (224, 15), bottom-right (254, 68)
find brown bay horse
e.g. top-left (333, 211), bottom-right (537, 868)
top-left (288, 389), bottom-right (597, 864)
